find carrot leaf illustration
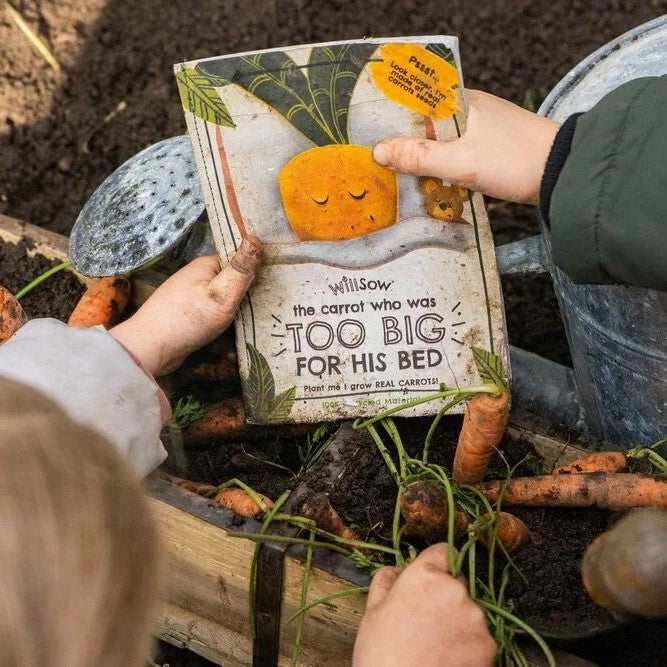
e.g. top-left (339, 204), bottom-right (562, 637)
top-left (266, 386), bottom-right (297, 424)
top-left (425, 43), bottom-right (456, 66)
top-left (246, 343), bottom-right (275, 421)
top-left (307, 43), bottom-right (378, 145)
top-left (195, 43), bottom-right (377, 147)
top-left (176, 65), bottom-right (235, 127)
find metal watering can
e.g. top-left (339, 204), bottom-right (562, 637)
top-left (498, 14), bottom-right (667, 449)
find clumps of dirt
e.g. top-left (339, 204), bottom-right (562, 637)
top-left (0, 237), bottom-right (85, 321)
top-left (326, 414), bottom-right (619, 639)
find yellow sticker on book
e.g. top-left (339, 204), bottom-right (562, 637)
top-left (370, 43), bottom-right (460, 119)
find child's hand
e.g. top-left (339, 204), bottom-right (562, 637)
top-left (372, 90), bottom-right (560, 205)
top-left (110, 235), bottom-right (262, 377)
top-left (353, 543), bottom-right (496, 667)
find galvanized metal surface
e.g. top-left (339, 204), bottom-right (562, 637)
top-left (503, 16), bottom-right (667, 449)
top-left (69, 135), bottom-right (205, 276)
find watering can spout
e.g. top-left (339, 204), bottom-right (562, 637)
top-left (508, 346), bottom-right (585, 434)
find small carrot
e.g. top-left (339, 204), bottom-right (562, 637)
top-left (581, 509), bottom-right (667, 617)
top-left (556, 451), bottom-right (628, 474)
top-left (67, 275), bottom-right (131, 328)
top-left (212, 487), bottom-right (273, 519)
top-left (188, 356), bottom-right (239, 383)
top-left (0, 284), bottom-right (26, 343)
top-left (452, 391), bottom-right (510, 485)
top-left (300, 492), bottom-right (363, 547)
top-left (479, 511), bottom-right (531, 553)
top-left (181, 398), bottom-right (314, 446)
top-left (478, 473), bottom-right (667, 510)
top-left (167, 473), bottom-right (217, 496)
top-left (400, 480), bottom-right (470, 538)
top-left (182, 398), bottom-right (247, 445)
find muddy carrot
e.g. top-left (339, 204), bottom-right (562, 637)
top-left (300, 492), bottom-right (362, 546)
top-left (581, 509), bottom-right (667, 617)
top-left (478, 473), bottom-right (667, 510)
top-left (0, 285), bottom-right (26, 343)
top-left (452, 391), bottom-right (510, 485)
top-left (400, 480), bottom-right (470, 538)
top-left (181, 398), bottom-right (314, 446)
top-left (479, 511), bottom-right (531, 553)
top-left (182, 397), bottom-right (247, 444)
top-left (188, 356), bottom-right (240, 383)
top-left (167, 473), bottom-right (217, 496)
top-left (67, 275), bottom-right (131, 328)
top-left (212, 487), bottom-right (274, 519)
top-left (556, 451), bottom-right (628, 474)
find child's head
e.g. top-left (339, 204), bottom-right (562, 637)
top-left (0, 376), bottom-right (162, 667)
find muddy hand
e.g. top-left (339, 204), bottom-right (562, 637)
top-left (372, 89), bottom-right (560, 205)
top-left (353, 543), bottom-right (496, 667)
top-left (110, 235), bottom-right (262, 377)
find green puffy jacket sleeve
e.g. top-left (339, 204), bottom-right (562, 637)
top-left (540, 75), bottom-right (667, 291)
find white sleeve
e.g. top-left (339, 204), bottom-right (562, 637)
top-left (0, 318), bottom-right (168, 476)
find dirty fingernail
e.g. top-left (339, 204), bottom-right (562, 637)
top-left (230, 235), bottom-right (263, 274)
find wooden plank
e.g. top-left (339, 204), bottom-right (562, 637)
top-left (150, 496), bottom-right (366, 666)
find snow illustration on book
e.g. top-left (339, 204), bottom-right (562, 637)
top-left (175, 36), bottom-right (509, 423)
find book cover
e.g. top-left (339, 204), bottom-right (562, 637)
top-left (175, 36), bottom-right (509, 423)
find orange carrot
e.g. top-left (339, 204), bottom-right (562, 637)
top-left (0, 285), bottom-right (26, 343)
top-left (67, 275), bottom-right (131, 328)
top-left (581, 509), bottom-right (667, 617)
top-left (181, 398), bottom-right (314, 446)
top-left (479, 511), bottom-right (531, 553)
top-left (556, 451), bottom-right (628, 474)
top-left (301, 492), bottom-right (363, 546)
top-left (452, 391), bottom-right (510, 485)
top-left (212, 487), bottom-right (273, 519)
top-left (400, 480), bottom-right (470, 538)
top-left (182, 398), bottom-right (246, 445)
top-left (167, 473), bottom-right (216, 496)
top-left (478, 473), bottom-right (667, 510)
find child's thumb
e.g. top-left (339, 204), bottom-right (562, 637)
top-left (372, 137), bottom-right (468, 183)
top-left (208, 235), bottom-right (263, 305)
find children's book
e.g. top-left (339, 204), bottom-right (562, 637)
top-left (175, 36), bottom-right (509, 423)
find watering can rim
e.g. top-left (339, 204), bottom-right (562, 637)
top-left (538, 13), bottom-right (667, 118)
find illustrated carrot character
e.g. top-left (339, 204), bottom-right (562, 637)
top-left (478, 473), bottom-right (667, 510)
top-left (67, 275), bottom-right (131, 328)
top-left (452, 391), bottom-right (511, 485)
top-left (0, 285), bottom-right (26, 344)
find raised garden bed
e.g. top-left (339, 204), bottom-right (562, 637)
top-left (1, 212), bottom-right (664, 666)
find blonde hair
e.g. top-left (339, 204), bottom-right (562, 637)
top-left (0, 377), bottom-right (162, 667)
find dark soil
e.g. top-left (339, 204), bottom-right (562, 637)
top-left (0, 238), bottom-right (85, 320)
top-left (324, 414), bottom-right (619, 638)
